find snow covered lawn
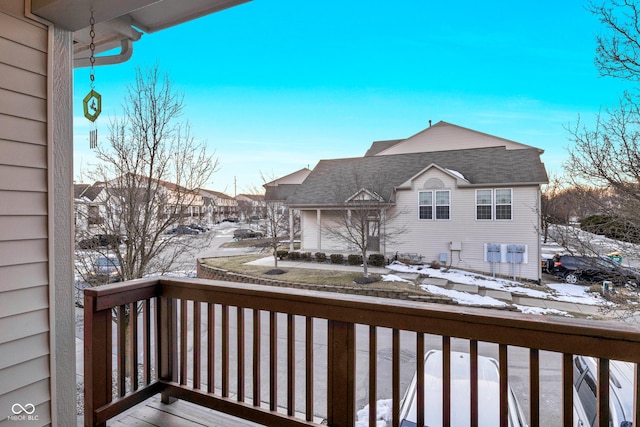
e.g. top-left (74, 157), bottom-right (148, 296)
top-left (384, 261), bottom-right (609, 315)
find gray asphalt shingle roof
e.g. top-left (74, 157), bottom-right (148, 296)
top-left (286, 146), bottom-right (547, 207)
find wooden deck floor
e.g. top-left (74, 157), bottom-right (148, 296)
top-left (104, 396), bottom-right (265, 427)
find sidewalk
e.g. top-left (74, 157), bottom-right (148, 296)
top-left (246, 257), bottom-right (603, 317)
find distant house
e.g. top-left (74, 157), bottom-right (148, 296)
top-left (236, 193), bottom-right (266, 220)
top-left (74, 183), bottom-right (107, 234)
top-left (263, 168), bottom-right (311, 247)
top-left (199, 189), bottom-right (238, 223)
top-left (284, 121), bottom-right (548, 282)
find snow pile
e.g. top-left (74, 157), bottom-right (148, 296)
top-left (386, 261), bottom-right (610, 311)
top-left (355, 399), bottom-right (393, 427)
top-left (421, 284), bottom-right (508, 307)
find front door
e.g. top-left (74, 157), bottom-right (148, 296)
top-left (367, 219), bottom-right (380, 251)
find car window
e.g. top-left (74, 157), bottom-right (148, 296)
top-left (577, 372), bottom-right (597, 426)
top-left (96, 257), bottom-right (118, 267)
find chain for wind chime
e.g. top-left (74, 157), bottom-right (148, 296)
top-left (82, 8), bottom-right (102, 149)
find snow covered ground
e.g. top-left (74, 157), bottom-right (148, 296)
top-left (383, 261), bottom-right (610, 317)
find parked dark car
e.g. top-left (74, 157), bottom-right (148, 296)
top-left (189, 224), bottom-right (208, 232)
top-left (546, 255), bottom-right (640, 286)
top-left (88, 256), bottom-right (121, 283)
top-left (222, 217), bottom-right (239, 223)
top-left (78, 234), bottom-right (122, 249)
top-left (167, 226), bottom-right (201, 235)
top-left (233, 228), bottom-right (263, 239)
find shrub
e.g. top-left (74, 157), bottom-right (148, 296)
top-left (287, 251), bottom-right (301, 260)
top-left (276, 250), bottom-right (288, 260)
top-left (330, 253), bottom-right (344, 264)
top-left (301, 252), bottom-right (312, 261)
top-left (580, 214), bottom-right (640, 244)
top-left (315, 252), bottom-right (327, 263)
top-left (347, 254), bottom-right (363, 266)
top-left (368, 253), bottom-right (386, 267)
top-left (429, 260), bottom-right (441, 269)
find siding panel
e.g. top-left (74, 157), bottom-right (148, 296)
top-left (0, 379), bottom-right (51, 426)
top-left (0, 191), bottom-right (47, 215)
top-left (0, 88), bottom-right (47, 122)
top-left (0, 62), bottom-right (46, 98)
top-left (0, 332), bottom-right (49, 370)
top-left (0, 216), bottom-right (47, 240)
top-left (0, 37), bottom-right (47, 75)
top-left (0, 356), bottom-right (50, 398)
top-left (0, 309), bottom-right (49, 344)
top-left (0, 10), bottom-right (47, 51)
top-left (0, 165), bottom-right (47, 191)
top-left (0, 239), bottom-right (47, 266)
top-left (0, 262), bottom-right (48, 292)
top-left (0, 286), bottom-right (49, 318)
top-left (0, 139), bottom-right (48, 169)
top-left (0, 114), bottom-right (46, 144)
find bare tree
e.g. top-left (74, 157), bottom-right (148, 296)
top-left (76, 65), bottom-right (219, 284)
top-left (261, 172), bottom-right (301, 269)
top-left (554, 1), bottom-right (640, 317)
top-left (591, 0), bottom-right (640, 81)
top-left (322, 166), bottom-right (406, 279)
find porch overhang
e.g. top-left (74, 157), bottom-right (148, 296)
top-left (30, 0), bottom-right (250, 67)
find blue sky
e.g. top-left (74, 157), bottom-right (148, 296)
top-left (73, 0), bottom-right (631, 194)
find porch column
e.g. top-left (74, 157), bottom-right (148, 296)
top-left (316, 209), bottom-right (322, 251)
top-left (381, 208), bottom-right (386, 255)
top-left (289, 208), bottom-right (294, 252)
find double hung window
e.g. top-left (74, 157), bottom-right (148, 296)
top-left (476, 189), bottom-right (512, 220)
top-left (419, 190), bottom-right (450, 220)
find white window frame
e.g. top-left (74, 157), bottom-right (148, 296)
top-left (495, 188), bottom-right (512, 221)
top-left (475, 188), bottom-right (513, 221)
top-left (419, 190), bottom-right (450, 221)
top-left (418, 191), bottom-right (433, 220)
top-left (475, 189), bottom-right (493, 221)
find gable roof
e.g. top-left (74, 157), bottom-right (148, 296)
top-left (74, 183), bottom-right (105, 201)
top-left (199, 189), bottom-right (235, 200)
top-left (375, 121), bottom-right (542, 156)
top-left (286, 146), bottom-right (548, 207)
top-left (364, 139), bottom-right (404, 157)
top-left (264, 168), bottom-right (312, 201)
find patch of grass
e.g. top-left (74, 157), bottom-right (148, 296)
top-left (220, 239), bottom-right (301, 250)
top-left (201, 255), bottom-right (425, 294)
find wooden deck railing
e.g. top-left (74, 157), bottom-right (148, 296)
top-left (84, 277), bottom-right (640, 427)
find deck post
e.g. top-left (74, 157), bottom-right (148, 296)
top-left (327, 319), bottom-right (355, 427)
top-left (84, 294), bottom-right (112, 427)
top-left (158, 296), bottom-right (178, 404)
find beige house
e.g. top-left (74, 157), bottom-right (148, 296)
top-left (285, 121), bottom-right (549, 282)
top-left (199, 189), bottom-right (238, 223)
top-left (0, 1), bottom-right (247, 425)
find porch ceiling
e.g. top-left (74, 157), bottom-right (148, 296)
top-left (30, 0), bottom-right (250, 65)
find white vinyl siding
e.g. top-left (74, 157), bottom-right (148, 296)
top-left (390, 172), bottom-right (540, 281)
top-left (0, 7), bottom-right (51, 423)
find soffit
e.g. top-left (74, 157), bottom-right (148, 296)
top-left (31, 0), bottom-right (250, 64)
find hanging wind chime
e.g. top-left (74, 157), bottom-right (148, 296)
top-left (82, 8), bottom-right (101, 149)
